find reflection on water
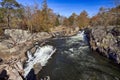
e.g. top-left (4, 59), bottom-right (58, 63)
top-left (38, 34), bottom-right (120, 80)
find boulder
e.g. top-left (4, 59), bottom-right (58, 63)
top-left (4, 29), bottom-right (32, 44)
top-left (33, 63), bottom-right (42, 74)
top-left (4, 29), bottom-right (52, 44)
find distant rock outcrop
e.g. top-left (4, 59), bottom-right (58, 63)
top-left (89, 26), bottom-right (120, 63)
top-left (50, 26), bottom-right (79, 37)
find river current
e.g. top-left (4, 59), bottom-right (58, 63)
top-left (38, 32), bottom-right (120, 80)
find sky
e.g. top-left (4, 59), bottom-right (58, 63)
top-left (16, 0), bottom-right (115, 17)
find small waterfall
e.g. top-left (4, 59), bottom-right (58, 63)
top-left (24, 45), bottom-right (56, 78)
top-left (26, 51), bottom-right (33, 62)
top-left (70, 31), bottom-right (85, 39)
top-left (66, 31), bottom-right (87, 46)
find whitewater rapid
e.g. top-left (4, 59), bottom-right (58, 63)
top-left (24, 31), bottom-right (85, 78)
top-left (24, 45), bottom-right (56, 77)
top-left (37, 30), bottom-right (120, 80)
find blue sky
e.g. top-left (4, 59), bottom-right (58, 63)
top-left (17, 0), bottom-right (115, 17)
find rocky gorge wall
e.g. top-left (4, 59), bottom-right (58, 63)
top-left (89, 26), bottom-right (120, 64)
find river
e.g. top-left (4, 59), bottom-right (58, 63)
top-left (37, 31), bottom-right (120, 80)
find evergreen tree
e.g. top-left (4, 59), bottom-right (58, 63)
top-left (55, 15), bottom-right (60, 26)
top-left (0, 0), bottom-right (21, 28)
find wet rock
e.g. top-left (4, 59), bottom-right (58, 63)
top-left (26, 69), bottom-right (36, 80)
top-left (33, 63), bottom-right (42, 74)
top-left (111, 27), bottom-right (120, 36)
top-left (89, 26), bottom-right (120, 63)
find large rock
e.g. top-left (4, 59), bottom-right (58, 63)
top-left (89, 26), bottom-right (120, 63)
top-left (0, 29), bottom-right (52, 54)
top-left (33, 63), bottom-right (42, 74)
top-left (4, 29), bottom-right (32, 44)
top-left (4, 29), bottom-right (52, 44)
top-left (0, 60), bottom-right (24, 80)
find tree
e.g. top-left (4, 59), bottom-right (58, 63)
top-left (99, 7), bottom-right (111, 26)
top-left (89, 5), bottom-right (120, 27)
top-left (0, 8), bottom-right (5, 23)
top-left (90, 15), bottom-right (99, 26)
top-left (41, 0), bottom-right (54, 32)
top-left (0, 0), bottom-right (21, 28)
top-left (68, 13), bottom-right (77, 26)
top-left (55, 15), bottom-right (60, 26)
top-left (63, 17), bottom-right (70, 26)
top-left (77, 10), bottom-right (89, 29)
top-left (114, 0), bottom-right (120, 26)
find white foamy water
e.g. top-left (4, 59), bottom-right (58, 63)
top-left (24, 31), bottom-right (85, 78)
top-left (66, 31), bottom-right (86, 45)
top-left (24, 45), bottom-right (56, 77)
top-left (71, 31), bottom-right (85, 39)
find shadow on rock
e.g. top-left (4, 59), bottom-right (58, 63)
top-left (26, 69), bottom-right (36, 80)
top-left (0, 69), bottom-right (9, 80)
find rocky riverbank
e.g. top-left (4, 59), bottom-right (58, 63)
top-left (0, 29), bottom-right (53, 80)
top-left (89, 26), bottom-right (120, 63)
top-left (0, 27), bottom-right (78, 80)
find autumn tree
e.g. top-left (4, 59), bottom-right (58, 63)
top-left (0, 8), bottom-right (5, 26)
top-left (90, 15), bottom-right (99, 26)
top-left (55, 14), bottom-right (60, 26)
top-left (77, 10), bottom-right (89, 29)
top-left (39, 0), bottom-right (54, 32)
top-left (90, 6), bottom-right (120, 27)
top-left (68, 13), bottom-right (77, 26)
top-left (23, 0), bottom-right (56, 32)
top-left (24, 5), bottom-right (34, 32)
top-left (114, 0), bottom-right (120, 26)
top-left (63, 17), bottom-right (70, 26)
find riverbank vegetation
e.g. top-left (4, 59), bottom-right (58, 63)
top-left (0, 0), bottom-right (120, 35)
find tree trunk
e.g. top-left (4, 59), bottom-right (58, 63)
top-left (7, 9), bottom-right (10, 28)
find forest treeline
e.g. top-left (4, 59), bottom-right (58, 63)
top-left (0, 0), bottom-right (120, 35)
